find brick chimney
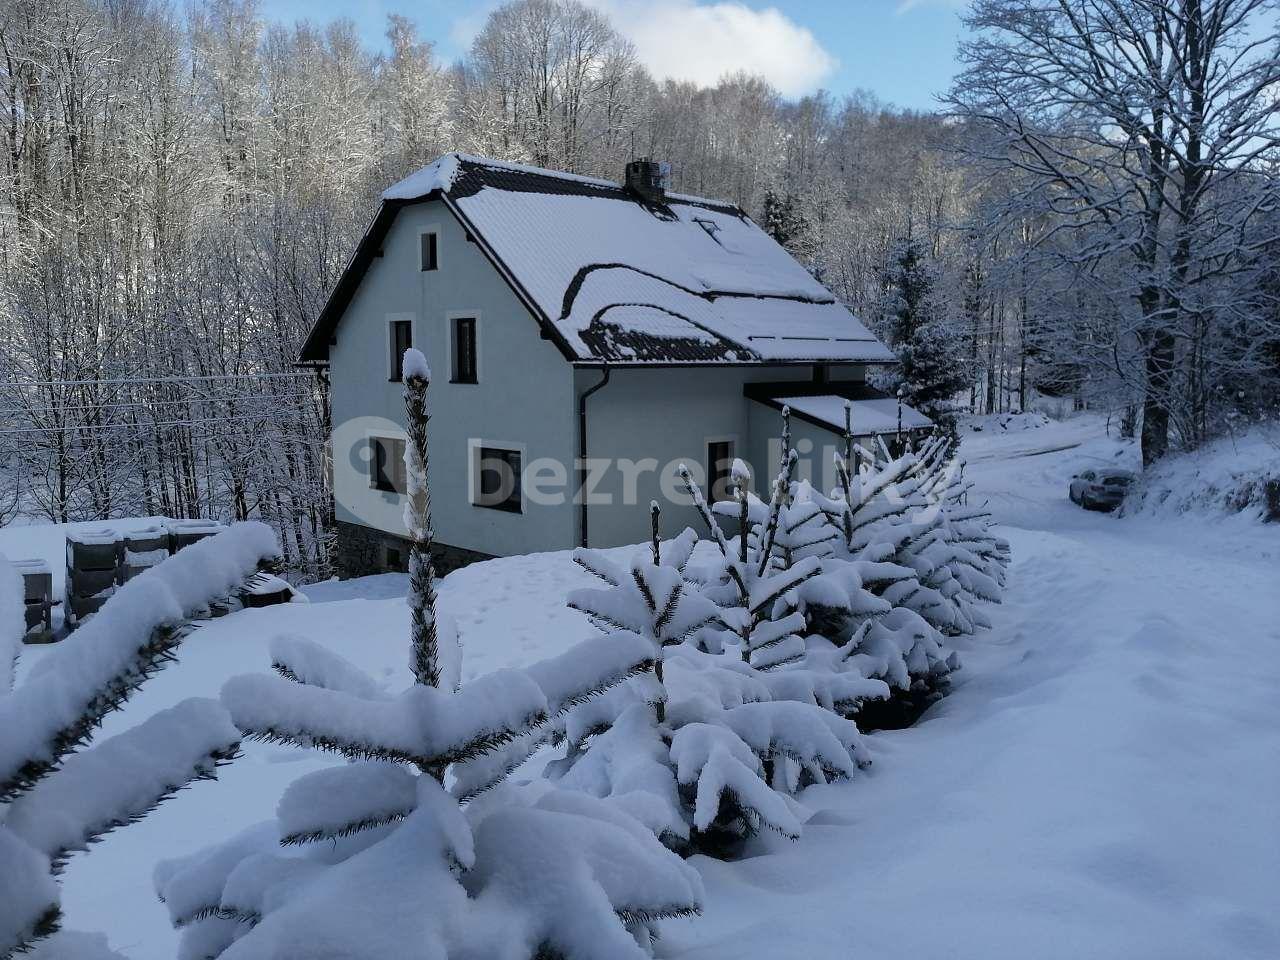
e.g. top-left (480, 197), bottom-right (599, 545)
top-left (624, 158), bottom-right (669, 204)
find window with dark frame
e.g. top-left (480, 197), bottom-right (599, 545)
top-left (453, 317), bottom-right (477, 383)
top-left (475, 446), bottom-right (521, 513)
top-left (707, 440), bottom-right (735, 503)
top-left (369, 436), bottom-right (407, 494)
top-left (420, 232), bottom-right (438, 271)
top-left (389, 319), bottom-right (412, 381)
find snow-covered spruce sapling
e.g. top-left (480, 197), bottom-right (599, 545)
top-left (157, 354), bottom-right (700, 959)
top-left (690, 454), bottom-right (821, 672)
top-left (568, 503), bottom-right (723, 729)
top-left (0, 525), bottom-right (281, 959)
top-left (835, 434), bottom-right (1006, 637)
top-left (557, 503), bottom-right (870, 854)
top-left (796, 430), bottom-right (1009, 726)
top-left (689, 411), bottom-right (959, 730)
top-left (402, 350), bottom-right (460, 695)
top-left (689, 450), bottom-right (890, 752)
top-left (797, 440), bottom-right (966, 703)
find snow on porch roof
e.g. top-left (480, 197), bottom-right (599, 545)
top-left (299, 154), bottom-right (898, 366)
top-left (746, 383), bottom-right (933, 437)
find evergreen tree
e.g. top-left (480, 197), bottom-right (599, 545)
top-left (879, 236), bottom-right (969, 429)
top-left (551, 407), bottom-right (1010, 849)
top-left (556, 503), bottom-right (871, 854)
top-left (762, 189), bottom-right (803, 252)
top-left (799, 430), bottom-right (1010, 725)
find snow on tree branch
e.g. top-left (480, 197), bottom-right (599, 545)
top-left (0, 523), bottom-right (279, 803)
top-left (0, 524), bottom-right (281, 957)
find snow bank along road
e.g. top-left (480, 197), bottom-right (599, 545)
top-left (662, 419), bottom-right (1280, 959)
top-left (5, 416), bottom-right (1276, 959)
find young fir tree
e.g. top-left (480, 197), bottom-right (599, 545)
top-left (796, 409), bottom-right (1009, 724)
top-left (694, 452), bottom-right (822, 672)
top-left (0, 526), bottom-right (281, 959)
top-left (157, 351), bottom-right (701, 960)
top-left (554, 501), bottom-right (873, 855)
top-left (699, 414), bottom-right (895, 726)
top-left (879, 235), bottom-right (969, 430)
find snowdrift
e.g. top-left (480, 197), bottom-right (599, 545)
top-left (1121, 426), bottom-right (1280, 523)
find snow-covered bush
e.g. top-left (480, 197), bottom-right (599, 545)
top-left (791, 421), bottom-right (1008, 724)
top-left (831, 433), bottom-right (1007, 626)
top-left (694, 409), bottom-right (1007, 729)
top-left (157, 629), bottom-right (697, 959)
top-left (0, 524), bottom-right (281, 958)
top-left (154, 355), bottom-right (702, 959)
top-left (551, 499), bottom-right (880, 855)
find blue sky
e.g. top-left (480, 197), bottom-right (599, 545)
top-left (256, 0), bottom-right (968, 110)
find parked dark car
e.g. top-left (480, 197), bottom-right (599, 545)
top-left (1069, 468), bottom-right (1136, 511)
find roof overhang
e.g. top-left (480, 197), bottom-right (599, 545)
top-left (298, 198), bottom-right (410, 364)
top-left (744, 381), bottom-right (933, 436)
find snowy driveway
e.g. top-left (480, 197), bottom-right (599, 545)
top-left (661, 420), bottom-right (1280, 960)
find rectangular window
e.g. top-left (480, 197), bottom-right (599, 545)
top-left (389, 319), bottom-right (412, 382)
top-left (707, 440), bottom-right (735, 503)
top-left (420, 232), bottom-right (438, 271)
top-left (453, 317), bottom-right (477, 383)
top-left (369, 436), bottom-right (407, 494)
top-left (475, 446), bottom-right (522, 513)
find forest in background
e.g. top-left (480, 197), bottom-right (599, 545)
top-left (1, 0), bottom-right (1277, 576)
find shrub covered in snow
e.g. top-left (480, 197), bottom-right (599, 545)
top-left (154, 357), bottom-right (702, 960)
top-left (550, 473), bottom-right (885, 856)
top-left (0, 524), bottom-right (281, 958)
top-left (789, 426), bottom-right (1008, 720)
top-left (549, 411), bottom-right (1011, 862)
top-left (159, 629), bottom-right (698, 959)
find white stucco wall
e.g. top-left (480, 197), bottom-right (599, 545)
top-left (572, 365), bottom-right (863, 549)
top-left (329, 199), bottom-right (578, 557)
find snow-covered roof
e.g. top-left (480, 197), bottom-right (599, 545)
top-left (746, 384), bottom-right (933, 437)
top-left (301, 153), bottom-right (897, 367)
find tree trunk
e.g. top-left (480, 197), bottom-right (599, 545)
top-left (1140, 322), bottom-right (1175, 467)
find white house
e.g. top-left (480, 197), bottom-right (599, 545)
top-left (299, 153), bottom-right (930, 576)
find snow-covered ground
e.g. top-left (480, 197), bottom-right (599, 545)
top-left (1122, 424), bottom-right (1280, 524)
top-left (3, 414), bottom-right (1277, 959)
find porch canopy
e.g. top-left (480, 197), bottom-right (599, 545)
top-left (745, 382), bottom-right (932, 439)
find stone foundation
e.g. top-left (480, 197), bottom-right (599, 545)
top-left (335, 520), bottom-right (493, 579)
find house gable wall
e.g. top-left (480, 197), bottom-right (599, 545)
top-left (329, 198), bottom-right (577, 566)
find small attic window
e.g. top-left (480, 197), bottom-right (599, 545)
top-left (420, 231), bottom-right (438, 271)
top-left (693, 218), bottom-right (724, 247)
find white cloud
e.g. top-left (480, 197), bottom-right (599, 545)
top-left (594, 0), bottom-right (837, 97)
top-left (446, 0), bottom-right (837, 97)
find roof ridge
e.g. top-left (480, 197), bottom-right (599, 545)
top-left (453, 152), bottom-right (622, 191)
top-left (384, 152), bottom-right (738, 210)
